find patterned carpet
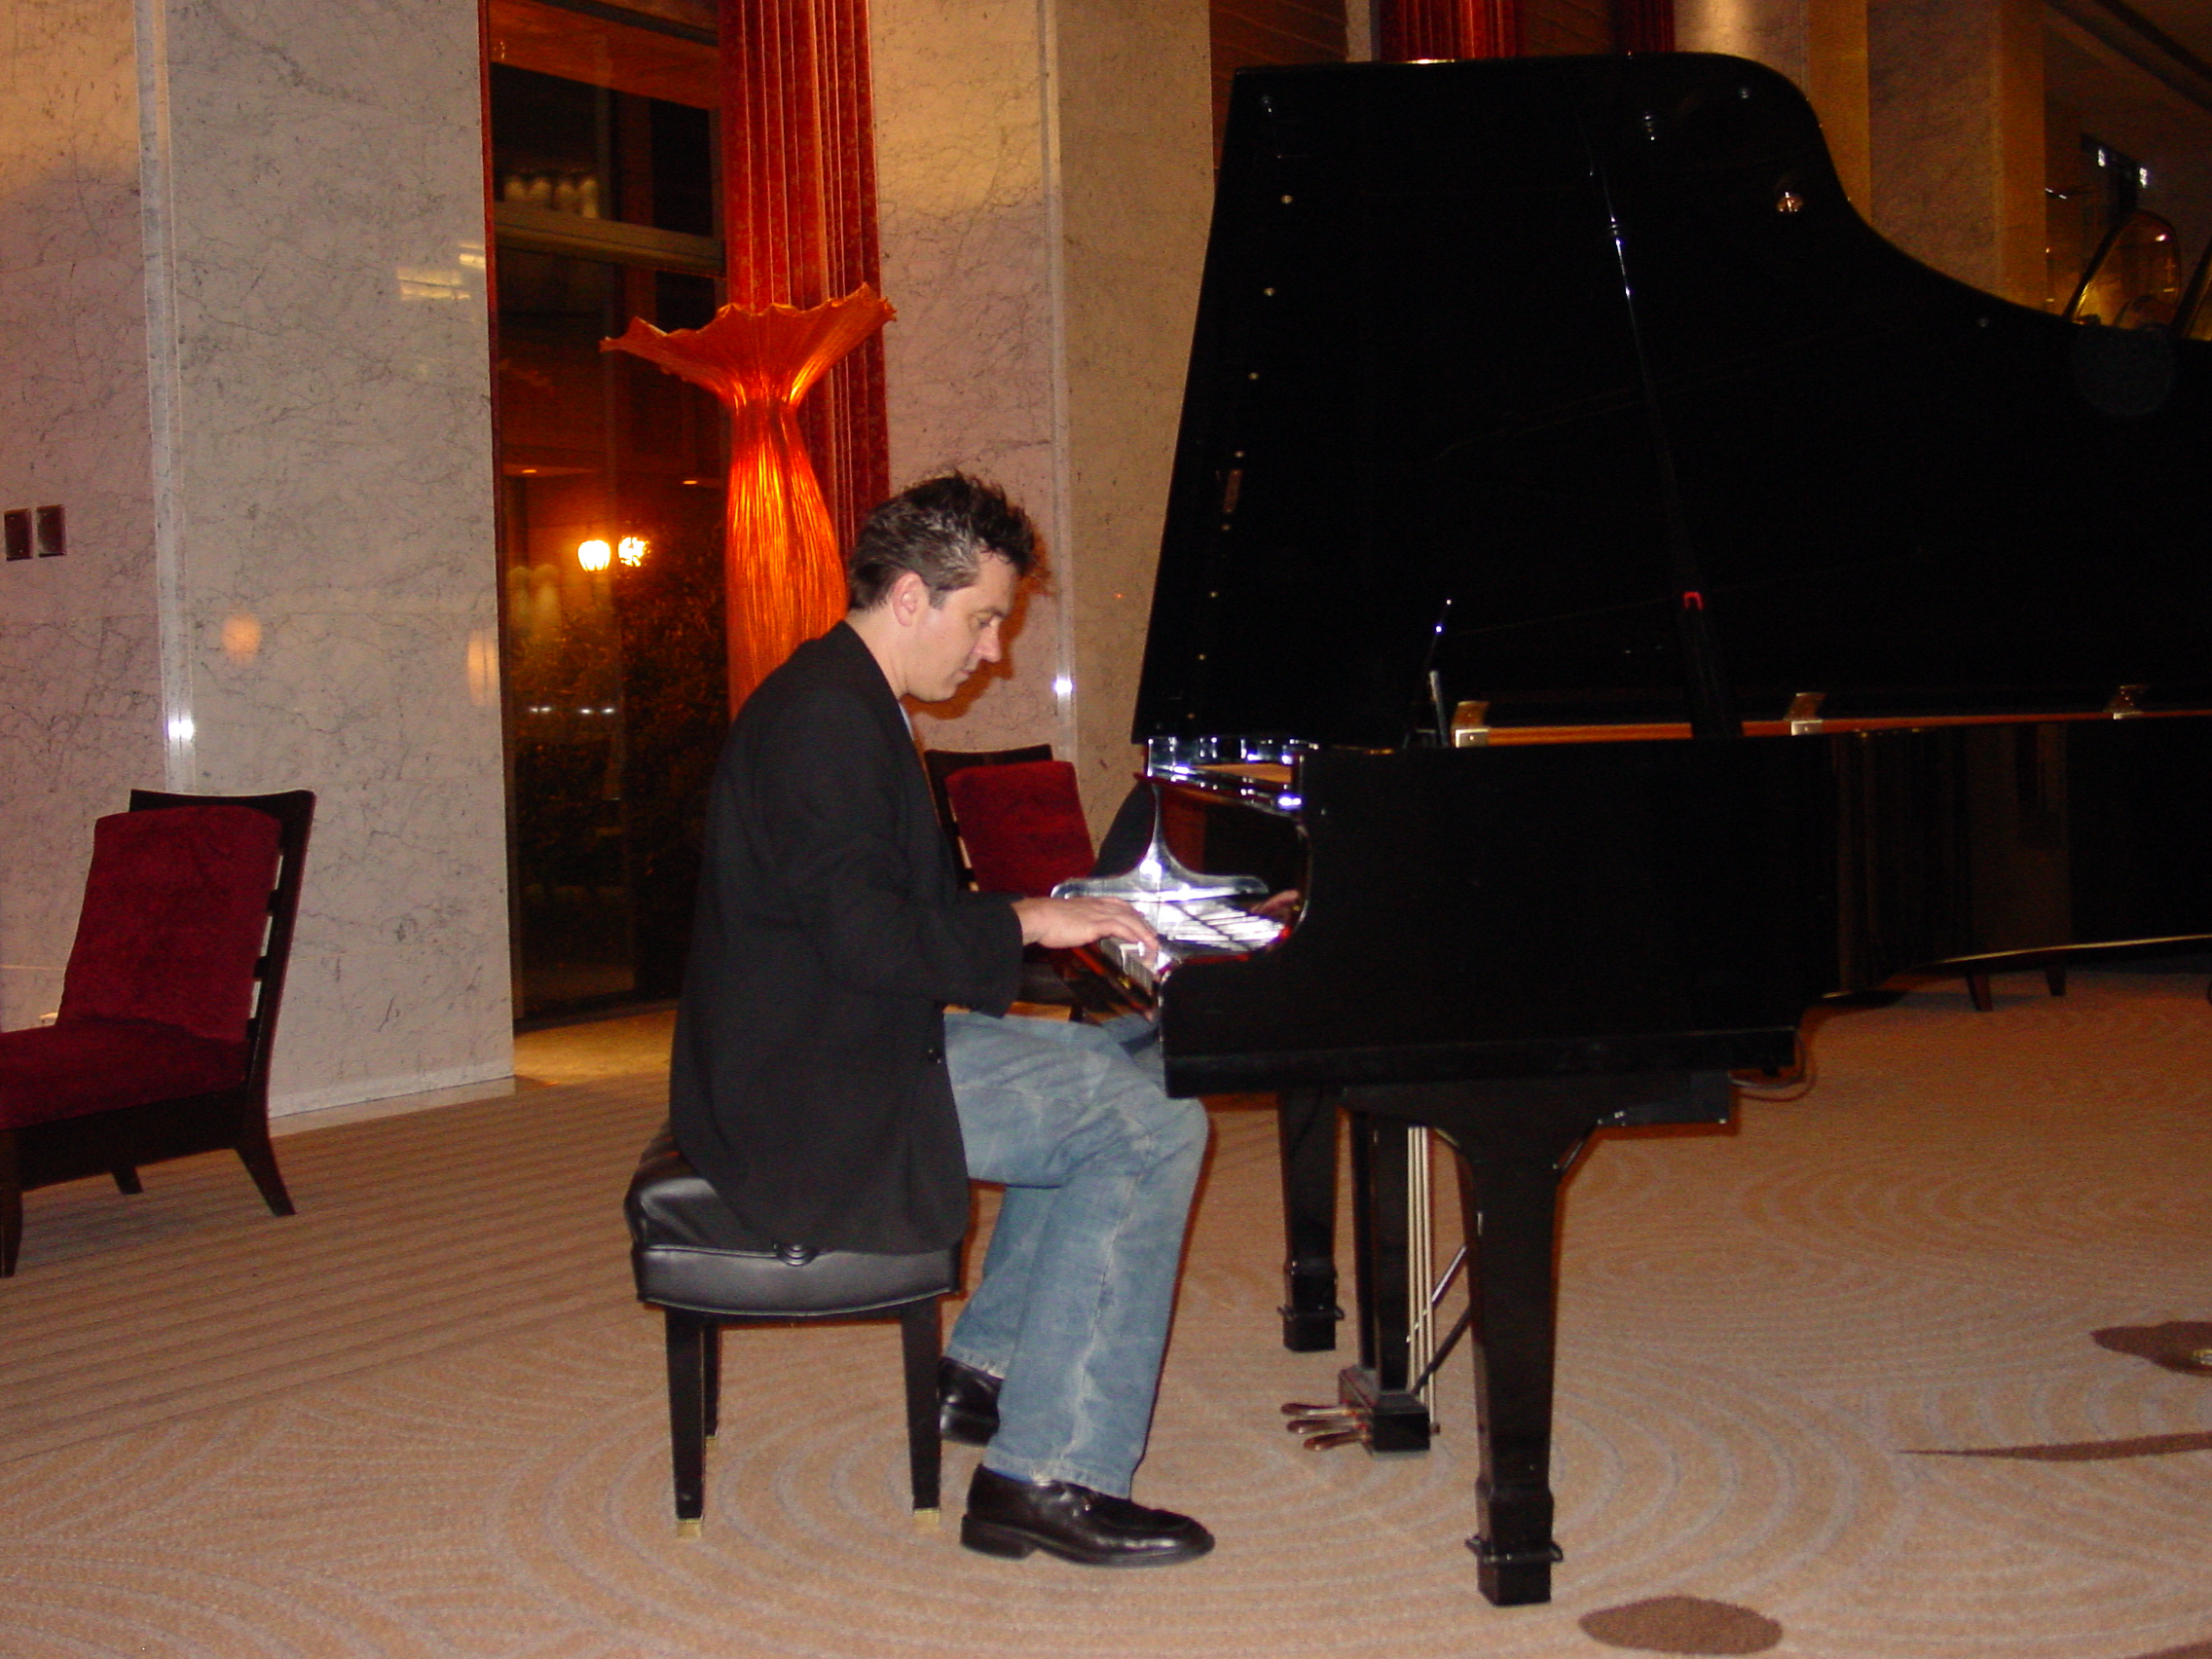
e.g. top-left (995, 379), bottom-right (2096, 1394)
top-left (4, 966), bottom-right (2210, 1658)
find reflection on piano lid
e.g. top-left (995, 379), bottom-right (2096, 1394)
top-left (1143, 735), bottom-right (1309, 814)
top-left (1136, 53), bottom-right (2212, 752)
top-left (1052, 784), bottom-right (1281, 992)
top-left (1086, 896), bottom-right (1286, 994)
top-left (1051, 785), bottom-right (1272, 905)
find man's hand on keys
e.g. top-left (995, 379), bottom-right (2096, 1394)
top-left (1014, 896), bottom-right (1162, 954)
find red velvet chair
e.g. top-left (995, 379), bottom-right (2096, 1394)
top-left (941, 759), bottom-right (1096, 899)
top-left (936, 756), bottom-right (1133, 1016)
top-left (0, 790), bottom-right (313, 1276)
top-left (921, 743), bottom-right (1052, 888)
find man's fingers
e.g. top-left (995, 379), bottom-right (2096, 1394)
top-left (1014, 896), bottom-right (1161, 950)
top-left (1080, 898), bottom-right (1160, 949)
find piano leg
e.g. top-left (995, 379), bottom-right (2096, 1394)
top-left (1345, 1114), bottom-right (1432, 1453)
top-left (1331, 1073), bottom-right (1723, 1602)
top-left (1275, 1086), bottom-right (1343, 1351)
top-left (1452, 1129), bottom-right (1580, 1606)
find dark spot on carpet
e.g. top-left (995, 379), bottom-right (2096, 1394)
top-left (1578, 1596), bottom-right (1783, 1655)
top-left (2093, 1320), bottom-right (2212, 1376)
top-left (1907, 1431), bottom-right (2212, 1461)
top-left (2120, 1643), bottom-right (2212, 1659)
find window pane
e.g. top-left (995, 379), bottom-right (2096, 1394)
top-left (498, 249), bottom-right (728, 1018)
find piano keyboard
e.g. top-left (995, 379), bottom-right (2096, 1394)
top-left (1100, 897), bottom-right (1285, 992)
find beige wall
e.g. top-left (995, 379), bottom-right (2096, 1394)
top-left (1867, 0), bottom-right (2046, 305)
top-left (872, 0), bottom-right (1212, 833)
top-left (1053, 0), bottom-right (1214, 828)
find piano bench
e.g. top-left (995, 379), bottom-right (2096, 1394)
top-left (624, 1124), bottom-right (958, 1538)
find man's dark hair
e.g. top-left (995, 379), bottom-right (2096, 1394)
top-left (847, 472), bottom-right (1039, 610)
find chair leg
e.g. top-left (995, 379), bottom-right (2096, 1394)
top-left (900, 1298), bottom-right (943, 1526)
top-left (111, 1166), bottom-right (143, 1195)
top-left (2045, 964), bottom-right (2068, 998)
top-left (1, 1130), bottom-right (21, 1278)
top-left (1966, 972), bottom-right (1994, 1012)
top-left (665, 1309), bottom-right (712, 1537)
top-left (702, 1319), bottom-right (722, 1441)
top-left (235, 1125), bottom-right (296, 1217)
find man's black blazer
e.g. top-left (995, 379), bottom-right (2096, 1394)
top-left (669, 622), bottom-right (1023, 1253)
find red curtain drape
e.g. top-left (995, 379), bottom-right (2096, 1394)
top-left (1376, 0), bottom-right (1523, 60)
top-left (1377, 0), bottom-right (1673, 59)
top-left (720, 0), bottom-right (890, 552)
top-left (1615, 0), bottom-right (1674, 53)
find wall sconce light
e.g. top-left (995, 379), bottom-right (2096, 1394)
top-left (617, 535), bottom-right (647, 567)
top-left (577, 538), bottom-right (611, 571)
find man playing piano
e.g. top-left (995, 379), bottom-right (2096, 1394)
top-left (669, 473), bottom-right (1216, 1567)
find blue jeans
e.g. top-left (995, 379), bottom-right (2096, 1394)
top-left (943, 1011), bottom-right (1207, 1497)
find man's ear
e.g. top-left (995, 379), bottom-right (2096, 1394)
top-left (887, 570), bottom-right (929, 625)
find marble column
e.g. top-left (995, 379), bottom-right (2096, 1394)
top-left (1866, 0), bottom-right (2046, 305)
top-left (0, 0), bottom-right (512, 1112)
top-left (870, 0), bottom-right (1212, 831)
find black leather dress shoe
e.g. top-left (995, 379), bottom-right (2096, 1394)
top-left (960, 1466), bottom-right (1214, 1567)
top-left (938, 1357), bottom-right (1002, 1447)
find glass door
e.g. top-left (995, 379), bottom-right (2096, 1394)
top-left (487, 5), bottom-right (727, 1020)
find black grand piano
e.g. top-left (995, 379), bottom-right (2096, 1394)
top-left (1103, 53), bottom-right (2212, 1606)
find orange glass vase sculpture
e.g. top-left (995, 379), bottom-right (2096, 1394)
top-left (604, 286), bottom-right (894, 714)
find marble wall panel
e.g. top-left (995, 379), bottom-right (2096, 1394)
top-left (0, 0), bottom-right (164, 1029)
top-left (1054, 0), bottom-right (1211, 829)
top-left (1869, 0), bottom-right (2046, 305)
top-left (0, 0), bottom-right (145, 276)
top-left (151, 0), bottom-right (510, 1109)
top-left (871, 0), bottom-right (1068, 766)
top-left (1677, 0), bottom-right (1811, 90)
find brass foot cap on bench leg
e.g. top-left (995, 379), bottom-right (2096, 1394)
top-left (676, 1518), bottom-right (703, 1539)
top-left (913, 1507), bottom-right (941, 1532)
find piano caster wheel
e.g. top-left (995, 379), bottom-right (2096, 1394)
top-left (1278, 1307), bottom-right (1344, 1352)
top-left (1467, 1536), bottom-right (1564, 1606)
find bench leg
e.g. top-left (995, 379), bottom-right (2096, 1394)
top-left (900, 1298), bottom-right (942, 1527)
top-left (1, 1131), bottom-right (20, 1278)
top-left (666, 1309), bottom-right (712, 1537)
top-left (702, 1320), bottom-right (721, 1442)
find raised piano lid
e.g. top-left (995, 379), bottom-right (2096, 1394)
top-left (1134, 54), bottom-right (2212, 751)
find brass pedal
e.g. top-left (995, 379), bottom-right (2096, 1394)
top-left (1301, 1425), bottom-right (1369, 1451)
top-left (1282, 1399), bottom-right (1366, 1450)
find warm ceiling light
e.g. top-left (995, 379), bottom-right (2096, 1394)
top-left (577, 538), bottom-right (611, 571)
top-left (617, 535), bottom-right (647, 567)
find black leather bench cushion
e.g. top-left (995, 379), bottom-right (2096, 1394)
top-left (626, 1125), bottom-right (958, 1317)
